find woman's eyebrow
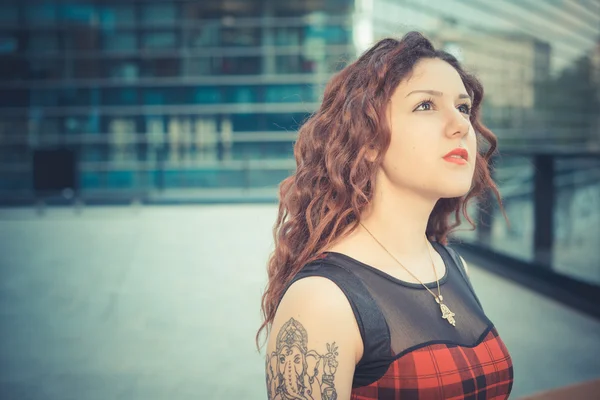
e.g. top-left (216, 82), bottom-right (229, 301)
top-left (405, 90), bottom-right (471, 100)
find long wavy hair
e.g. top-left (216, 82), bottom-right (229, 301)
top-left (256, 31), bottom-right (503, 349)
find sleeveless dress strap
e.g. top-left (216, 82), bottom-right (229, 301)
top-left (283, 261), bottom-right (392, 387)
top-left (437, 243), bottom-right (485, 311)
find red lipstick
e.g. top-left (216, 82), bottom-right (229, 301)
top-left (443, 148), bottom-right (469, 165)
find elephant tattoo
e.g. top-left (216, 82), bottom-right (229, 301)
top-left (266, 318), bottom-right (338, 400)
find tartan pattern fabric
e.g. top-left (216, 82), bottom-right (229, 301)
top-left (351, 326), bottom-right (513, 400)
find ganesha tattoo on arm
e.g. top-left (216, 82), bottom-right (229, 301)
top-left (266, 318), bottom-right (339, 400)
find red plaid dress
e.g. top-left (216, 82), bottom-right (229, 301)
top-left (290, 242), bottom-right (514, 400)
top-left (350, 325), bottom-right (513, 399)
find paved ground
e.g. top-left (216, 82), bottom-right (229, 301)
top-left (0, 205), bottom-right (599, 399)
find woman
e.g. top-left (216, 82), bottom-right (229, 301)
top-left (258, 31), bottom-right (514, 399)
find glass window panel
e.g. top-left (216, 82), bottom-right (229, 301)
top-left (186, 24), bottom-right (220, 47)
top-left (102, 32), bottom-right (137, 51)
top-left (64, 115), bottom-right (96, 134)
top-left (0, 116), bottom-right (26, 137)
top-left (322, 25), bottom-right (351, 45)
top-left (142, 31), bottom-right (177, 49)
top-left (28, 58), bottom-right (64, 80)
top-left (490, 155), bottom-right (535, 261)
top-left (100, 116), bottom-right (137, 135)
top-left (140, 3), bottom-right (177, 24)
top-left (181, 1), bottom-right (261, 19)
top-left (553, 157), bottom-right (600, 285)
top-left (37, 116), bottom-right (61, 136)
top-left (25, 2), bottom-right (57, 24)
top-left (58, 88), bottom-right (91, 107)
top-left (0, 35), bottom-right (19, 54)
top-left (102, 88), bottom-right (138, 106)
top-left (142, 87), bottom-right (195, 105)
top-left (28, 32), bottom-right (59, 52)
top-left (221, 27), bottom-right (261, 47)
top-left (64, 28), bottom-right (99, 51)
top-left (182, 56), bottom-right (220, 76)
top-left (272, 27), bottom-right (302, 46)
top-left (98, 4), bottom-right (135, 28)
top-left (0, 4), bottom-right (18, 24)
top-left (141, 57), bottom-right (180, 78)
top-left (104, 59), bottom-right (139, 80)
top-left (142, 88), bottom-right (166, 106)
top-left (220, 56), bottom-right (261, 75)
top-left (0, 55), bottom-right (28, 81)
top-left (31, 89), bottom-right (57, 107)
top-left (231, 113), bottom-right (260, 132)
top-left (192, 87), bottom-right (221, 104)
top-left (265, 112), bottom-right (310, 131)
top-left (224, 86), bottom-right (257, 103)
top-left (0, 89), bottom-right (27, 107)
top-left (242, 142), bottom-right (294, 163)
top-left (72, 58), bottom-right (102, 79)
top-left (275, 55), bottom-right (315, 74)
top-left (265, 85), bottom-right (311, 103)
top-left (59, 3), bottom-right (96, 24)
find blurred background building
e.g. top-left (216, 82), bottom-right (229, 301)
top-left (1, 0), bottom-right (598, 286)
top-left (0, 1), bottom-right (599, 399)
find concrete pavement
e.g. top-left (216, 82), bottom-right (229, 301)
top-left (0, 205), bottom-right (598, 399)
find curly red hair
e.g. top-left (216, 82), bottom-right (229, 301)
top-left (256, 32), bottom-right (503, 349)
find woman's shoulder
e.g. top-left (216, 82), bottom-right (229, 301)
top-left (281, 261), bottom-right (357, 318)
top-left (270, 274), bottom-right (364, 366)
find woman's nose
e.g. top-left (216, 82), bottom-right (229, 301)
top-left (446, 109), bottom-right (470, 137)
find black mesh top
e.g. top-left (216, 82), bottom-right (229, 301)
top-left (280, 241), bottom-right (513, 396)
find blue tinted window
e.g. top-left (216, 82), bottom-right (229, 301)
top-left (142, 32), bottom-right (177, 49)
top-left (193, 87), bottom-right (221, 104)
top-left (31, 89), bottom-right (56, 107)
top-left (98, 4), bottom-right (135, 29)
top-left (0, 4), bottom-right (18, 24)
top-left (265, 112), bottom-right (310, 131)
top-left (105, 59), bottom-right (139, 80)
top-left (0, 89), bottom-right (27, 107)
top-left (25, 3), bottom-right (57, 23)
top-left (231, 114), bottom-right (260, 131)
top-left (187, 25), bottom-right (220, 47)
top-left (28, 33), bottom-right (59, 52)
top-left (102, 88), bottom-right (138, 105)
top-left (141, 57), bottom-right (180, 77)
top-left (221, 28), bottom-right (261, 47)
top-left (59, 3), bottom-right (96, 24)
top-left (265, 85), bottom-right (308, 103)
top-left (103, 32), bottom-right (137, 51)
top-left (28, 58), bottom-right (64, 80)
top-left (142, 87), bottom-right (194, 105)
top-left (224, 86), bottom-right (257, 103)
top-left (275, 55), bottom-right (315, 74)
top-left (140, 3), bottom-right (177, 24)
top-left (220, 57), bottom-right (261, 75)
top-left (31, 88), bottom-right (91, 107)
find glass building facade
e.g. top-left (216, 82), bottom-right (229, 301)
top-left (0, 1), bottom-right (599, 284)
top-left (0, 0), bottom-right (356, 195)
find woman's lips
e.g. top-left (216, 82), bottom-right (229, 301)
top-left (443, 155), bottom-right (468, 165)
top-left (443, 148), bottom-right (469, 165)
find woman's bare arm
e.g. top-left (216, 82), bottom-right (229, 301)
top-left (265, 277), bottom-right (362, 400)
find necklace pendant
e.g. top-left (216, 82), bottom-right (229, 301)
top-left (436, 298), bottom-right (456, 327)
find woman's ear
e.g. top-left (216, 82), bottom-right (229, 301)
top-left (365, 145), bottom-right (378, 163)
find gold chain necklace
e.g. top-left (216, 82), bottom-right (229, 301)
top-left (359, 222), bottom-right (456, 327)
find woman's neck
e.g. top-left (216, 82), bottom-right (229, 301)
top-left (358, 182), bottom-right (438, 257)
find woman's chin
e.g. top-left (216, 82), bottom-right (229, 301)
top-left (438, 184), bottom-right (472, 199)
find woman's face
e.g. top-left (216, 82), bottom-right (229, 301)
top-left (379, 57), bottom-right (477, 199)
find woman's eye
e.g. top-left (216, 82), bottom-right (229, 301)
top-left (415, 101), bottom-right (433, 111)
top-left (458, 104), bottom-right (471, 115)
